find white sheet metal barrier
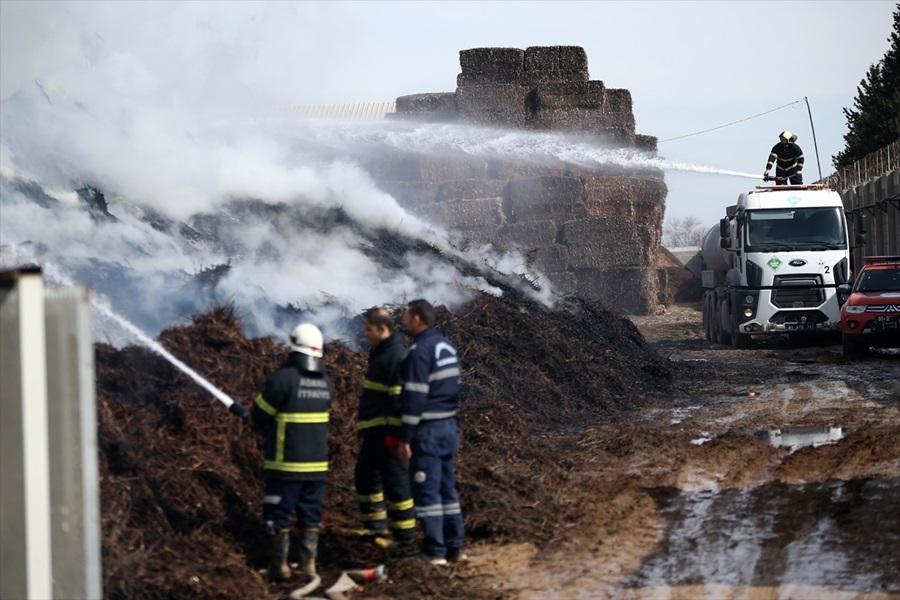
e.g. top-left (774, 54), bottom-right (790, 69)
top-left (1, 267), bottom-right (102, 600)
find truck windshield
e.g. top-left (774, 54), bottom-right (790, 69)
top-left (746, 208), bottom-right (846, 247)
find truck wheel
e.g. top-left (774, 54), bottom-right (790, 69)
top-left (703, 292), bottom-right (713, 342)
top-left (732, 328), bottom-right (752, 349)
top-left (842, 334), bottom-right (862, 358)
top-left (717, 298), bottom-right (732, 346)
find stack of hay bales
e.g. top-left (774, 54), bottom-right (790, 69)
top-left (388, 93), bottom-right (458, 122)
top-left (374, 45), bottom-right (667, 314)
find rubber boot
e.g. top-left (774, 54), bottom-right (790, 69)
top-left (267, 530), bottom-right (291, 581)
top-left (297, 528), bottom-right (319, 575)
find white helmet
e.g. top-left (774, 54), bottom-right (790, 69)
top-left (779, 130), bottom-right (796, 142)
top-left (286, 323), bottom-right (324, 358)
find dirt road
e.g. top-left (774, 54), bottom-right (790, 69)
top-left (466, 304), bottom-right (900, 600)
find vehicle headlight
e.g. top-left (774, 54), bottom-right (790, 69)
top-left (744, 294), bottom-right (755, 305)
top-left (845, 305), bottom-right (866, 314)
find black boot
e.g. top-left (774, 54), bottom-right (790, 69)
top-left (267, 530), bottom-right (291, 581)
top-left (297, 528), bottom-right (319, 575)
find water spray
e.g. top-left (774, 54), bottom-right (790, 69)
top-left (8, 255), bottom-right (251, 421)
top-left (294, 120), bottom-right (762, 180)
top-left (90, 298), bottom-right (250, 421)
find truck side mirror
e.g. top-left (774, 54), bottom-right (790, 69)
top-left (719, 217), bottom-right (730, 238)
top-left (837, 283), bottom-right (851, 305)
top-left (857, 213), bottom-right (869, 235)
top-left (719, 217), bottom-right (733, 249)
top-left (856, 232), bottom-right (868, 246)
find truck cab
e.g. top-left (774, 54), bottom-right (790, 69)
top-left (702, 184), bottom-right (852, 348)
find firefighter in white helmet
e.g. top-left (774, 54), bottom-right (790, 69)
top-left (250, 322), bottom-right (333, 580)
top-left (764, 130), bottom-right (804, 185)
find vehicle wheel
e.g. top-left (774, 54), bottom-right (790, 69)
top-left (717, 297), bottom-right (732, 346)
top-left (842, 334), bottom-right (862, 357)
top-left (732, 329), bottom-right (752, 349)
top-left (703, 292), bottom-right (713, 342)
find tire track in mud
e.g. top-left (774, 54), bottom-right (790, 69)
top-left (467, 305), bottom-right (900, 599)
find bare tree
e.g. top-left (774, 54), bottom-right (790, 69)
top-left (663, 216), bottom-right (706, 247)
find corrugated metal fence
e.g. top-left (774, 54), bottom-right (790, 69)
top-left (824, 140), bottom-right (899, 192)
top-left (268, 101), bottom-right (397, 121)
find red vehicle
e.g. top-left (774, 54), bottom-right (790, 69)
top-left (839, 256), bottom-right (900, 356)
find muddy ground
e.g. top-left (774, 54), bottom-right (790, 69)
top-left (466, 304), bottom-right (900, 599)
top-left (95, 298), bottom-right (900, 600)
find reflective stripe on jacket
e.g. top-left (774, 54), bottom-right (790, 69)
top-left (357, 333), bottom-right (405, 435)
top-left (251, 360), bottom-right (333, 480)
top-left (766, 142), bottom-right (804, 176)
top-left (400, 327), bottom-right (460, 443)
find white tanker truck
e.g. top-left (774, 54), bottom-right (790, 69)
top-left (701, 183), bottom-right (852, 348)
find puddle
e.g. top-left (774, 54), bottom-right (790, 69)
top-left (766, 426), bottom-right (844, 449)
top-left (622, 478), bottom-right (900, 593)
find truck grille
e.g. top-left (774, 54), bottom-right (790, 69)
top-left (772, 275), bottom-right (825, 308)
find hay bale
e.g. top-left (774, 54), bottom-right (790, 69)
top-left (575, 267), bottom-right (655, 314)
top-left (376, 181), bottom-right (440, 211)
top-left (635, 134), bottom-right (658, 153)
top-left (417, 197), bottom-right (505, 228)
top-left (395, 93), bottom-right (458, 114)
top-left (386, 111), bottom-right (458, 124)
top-left (560, 215), bottom-right (633, 245)
top-left (523, 68), bottom-right (590, 86)
top-left (458, 109), bottom-right (526, 128)
top-left (527, 107), bottom-right (620, 134)
top-left (437, 179), bottom-right (508, 202)
top-left (567, 240), bottom-right (643, 269)
top-left (507, 175), bottom-right (586, 223)
top-left (582, 177), bottom-right (667, 204)
top-left (510, 199), bottom-right (588, 224)
top-left (636, 225), bottom-right (662, 258)
top-left (604, 89), bottom-right (633, 114)
top-left (524, 46), bottom-right (588, 73)
top-left (522, 47), bottom-right (590, 85)
top-left (487, 158), bottom-right (570, 180)
top-left (497, 220), bottom-right (559, 248)
top-left (362, 151), bottom-right (425, 182)
top-left (391, 93), bottom-right (459, 123)
top-left (583, 196), bottom-right (635, 219)
top-left (581, 177), bottom-right (666, 227)
top-left (459, 47), bottom-right (525, 75)
top-left (530, 81), bottom-right (606, 110)
top-left (544, 271), bottom-right (578, 295)
top-left (531, 244), bottom-right (570, 272)
top-left (509, 176), bottom-right (584, 205)
top-left (413, 154), bottom-right (489, 181)
top-left (450, 226), bottom-right (501, 247)
top-left (457, 84), bottom-right (530, 112)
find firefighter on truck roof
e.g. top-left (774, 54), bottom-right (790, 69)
top-left (764, 130), bottom-right (804, 185)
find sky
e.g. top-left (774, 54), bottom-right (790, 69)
top-left (0, 0), bottom-right (895, 343)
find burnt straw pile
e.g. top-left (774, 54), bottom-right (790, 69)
top-left (96, 292), bottom-right (673, 599)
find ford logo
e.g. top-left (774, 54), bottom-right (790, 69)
top-left (789, 259), bottom-right (807, 267)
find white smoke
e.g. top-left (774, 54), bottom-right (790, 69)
top-left (0, 2), bottom-right (557, 346)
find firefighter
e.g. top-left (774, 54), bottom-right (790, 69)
top-left (397, 299), bottom-right (466, 565)
top-left (354, 307), bottom-right (416, 545)
top-left (764, 130), bottom-right (804, 185)
top-left (250, 323), bottom-right (333, 581)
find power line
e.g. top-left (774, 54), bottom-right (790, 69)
top-left (658, 98), bottom-right (805, 143)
